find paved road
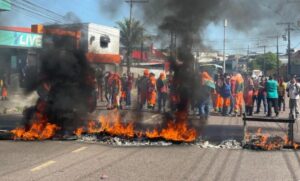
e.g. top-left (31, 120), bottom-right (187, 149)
top-left (1, 95), bottom-right (300, 180)
top-left (0, 141), bottom-right (300, 181)
top-left (1, 109), bottom-right (299, 144)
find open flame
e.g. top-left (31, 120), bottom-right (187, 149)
top-left (11, 113), bottom-right (59, 140)
top-left (246, 128), bottom-right (299, 150)
top-left (146, 111), bottom-right (197, 142)
top-left (75, 110), bottom-right (197, 142)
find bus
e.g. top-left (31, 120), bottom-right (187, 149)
top-left (198, 64), bottom-right (223, 77)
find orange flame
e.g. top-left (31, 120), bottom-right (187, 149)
top-left (146, 113), bottom-right (197, 142)
top-left (82, 110), bottom-right (197, 142)
top-left (86, 111), bottom-right (135, 138)
top-left (247, 129), bottom-right (299, 150)
top-left (284, 135), bottom-right (300, 150)
top-left (11, 113), bottom-right (59, 140)
top-left (74, 127), bottom-right (84, 137)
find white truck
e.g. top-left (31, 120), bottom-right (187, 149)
top-left (252, 69), bottom-right (263, 79)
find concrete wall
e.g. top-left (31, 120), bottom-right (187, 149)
top-left (87, 23), bottom-right (120, 55)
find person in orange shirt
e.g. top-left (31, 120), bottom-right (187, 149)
top-left (111, 73), bottom-right (122, 109)
top-left (244, 75), bottom-right (254, 116)
top-left (234, 73), bottom-right (244, 116)
top-left (147, 73), bottom-right (157, 110)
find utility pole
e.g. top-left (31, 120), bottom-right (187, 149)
top-left (258, 44), bottom-right (266, 76)
top-left (276, 35), bottom-right (279, 78)
top-left (267, 35), bottom-right (280, 78)
top-left (263, 45), bottom-right (266, 76)
top-left (223, 19), bottom-right (227, 74)
top-left (170, 31), bottom-right (177, 57)
top-left (140, 29), bottom-right (143, 61)
top-left (277, 22), bottom-right (294, 78)
top-left (125, 0), bottom-right (148, 74)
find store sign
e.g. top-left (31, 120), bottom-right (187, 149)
top-left (0, 30), bottom-right (42, 48)
top-left (0, 0), bottom-right (11, 11)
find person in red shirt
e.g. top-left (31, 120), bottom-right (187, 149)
top-left (229, 74), bottom-right (236, 115)
top-left (1, 83), bottom-right (8, 100)
top-left (157, 72), bottom-right (168, 112)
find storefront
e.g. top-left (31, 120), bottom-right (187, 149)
top-left (0, 27), bottom-right (42, 86)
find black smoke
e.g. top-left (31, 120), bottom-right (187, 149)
top-left (23, 47), bottom-right (96, 134)
top-left (99, 0), bottom-right (124, 19)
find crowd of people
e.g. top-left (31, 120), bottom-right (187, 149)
top-left (201, 72), bottom-right (300, 119)
top-left (96, 68), bottom-right (300, 119)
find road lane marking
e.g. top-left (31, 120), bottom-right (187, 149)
top-left (71, 146), bottom-right (87, 153)
top-left (143, 114), bottom-right (161, 123)
top-left (151, 114), bottom-right (160, 118)
top-left (30, 160), bottom-right (56, 172)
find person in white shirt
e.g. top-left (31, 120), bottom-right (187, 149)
top-left (286, 76), bottom-right (300, 118)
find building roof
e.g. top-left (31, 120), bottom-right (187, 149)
top-left (0, 26), bottom-right (32, 33)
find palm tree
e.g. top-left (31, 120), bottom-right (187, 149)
top-left (117, 18), bottom-right (144, 73)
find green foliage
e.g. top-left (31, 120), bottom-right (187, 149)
top-left (248, 52), bottom-right (281, 74)
top-left (116, 18), bottom-right (144, 53)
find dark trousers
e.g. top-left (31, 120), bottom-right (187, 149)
top-left (139, 92), bottom-right (147, 110)
top-left (126, 89), bottom-right (131, 106)
top-left (198, 98), bottom-right (210, 119)
top-left (252, 95), bottom-right (258, 108)
top-left (97, 83), bottom-right (103, 101)
top-left (256, 94), bottom-right (267, 113)
top-left (245, 106), bottom-right (253, 116)
top-left (278, 95), bottom-right (285, 111)
top-left (267, 98), bottom-right (279, 116)
top-left (158, 93), bottom-right (167, 111)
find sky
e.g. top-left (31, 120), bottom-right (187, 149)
top-left (1, 0), bottom-right (300, 55)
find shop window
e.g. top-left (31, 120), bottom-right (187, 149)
top-left (100, 35), bottom-right (110, 48)
top-left (90, 36), bottom-right (95, 45)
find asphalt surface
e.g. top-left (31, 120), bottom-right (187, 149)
top-left (0, 141), bottom-right (300, 181)
top-left (1, 94), bottom-right (300, 180)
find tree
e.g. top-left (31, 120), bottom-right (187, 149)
top-left (116, 18), bottom-right (144, 74)
top-left (248, 52), bottom-right (281, 76)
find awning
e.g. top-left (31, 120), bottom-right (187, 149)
top-left (86, 52), bottom-right (121, 64)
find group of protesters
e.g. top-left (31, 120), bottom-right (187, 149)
top-left (97, 69), bottom-right (169, 112)
top-left (136, 69), bottom-right (169, 112)
top-left (204, 72), bottom-right (300, 119)
top-left (98, 71), bottom-right (134, 110)
top-left (97, 68), bottom-right (300, 120)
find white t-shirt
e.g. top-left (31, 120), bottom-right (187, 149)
top-left (287, 82), bottom-right (300, 99)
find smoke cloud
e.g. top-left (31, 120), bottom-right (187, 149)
top-left (23, 47), bottom-right (96, 134)
top-left (99, 0), bottom-right (124, 19)
top-left (140, 0), bottom-right (300, 47)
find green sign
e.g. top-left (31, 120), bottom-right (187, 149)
top-left (0, 30), bottom-right (42, 48)
top-left (0, 0), bottom-right (11, 11)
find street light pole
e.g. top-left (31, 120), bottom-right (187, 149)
top-left (223, 19), bottom-right (227, 74)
